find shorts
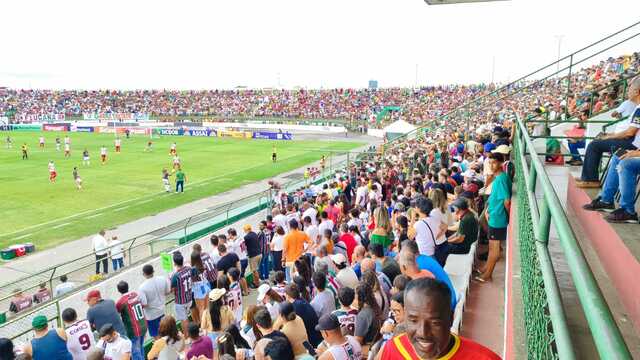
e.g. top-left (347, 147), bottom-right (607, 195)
top-left (83, 156), bottom-right (90, 161)
top-left (101, 154), bottom-right (106, 160)
top-left (488, 226), bottom-right (507, 241)
top-left (146, 315), bottom-right (163, 337)
top-left (240, 259), bottom-right (248, 277)
top-left (249, 255), bottom-right (262, 273)
top-left (174, 302), bottom-right (191, 321)
top-left (192, 280), bottom-right (211, 299)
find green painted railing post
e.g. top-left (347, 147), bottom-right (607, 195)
top-left (537, 197), bottom-right (551, 244)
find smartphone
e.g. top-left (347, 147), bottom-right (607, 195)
top-left (615, 148), bottom-right (628, 157)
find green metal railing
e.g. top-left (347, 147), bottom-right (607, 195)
top-left (513, 113), bottom-right (631, 359)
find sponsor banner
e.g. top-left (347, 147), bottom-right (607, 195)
top-left (252, 131), bottom-right (293, 140)
top-left (96, 127), bottom-right (150, 135)
top-left (43, 123), bottom-right (70, 132)
top-left (17, 113), bottom-right (65, 123)
top-left (10, 124), bottom-right (42, 131)
top-left (83, 113), bottom-right (150, 121)
top-left (159, 128), bottom-right (184, 136)
top-left (219, 130), bottom-right (252, 139)
top-left (75, 126), bottom-right (94, 133)
top-left (184, 128), bottom-right (216, 137)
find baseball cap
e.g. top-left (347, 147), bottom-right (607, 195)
top-left (483, 142), bottom-right (497, 153)
top-left (451, 197), bottom-right (469, 210)
top-left (491, 144), bottom-right (511, 155)
top-left (209, 288), bottom-right (226, 302)
top-left (315, 314), bottom-right (341, 331)
top-left (330, 253), bottom-right (347, 266)
top-left (31, 315), bottom-right (48, 330)
top-left (84, 289), bottom-right (101, 301)
top-left (257, 284), bottom-right (271, 302)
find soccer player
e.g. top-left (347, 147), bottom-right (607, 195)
top-left (62, 307), bottom-right (95, 360)
top-left (272, 144), bottom-right (277, 162)
top-left (115, 137), bottom-right (122, 153)
top-left (73, 167), bottom-right (82, 190)
top-left (320, 155), bottom-right (326, 172)
top-left (39, 135), bottom-right (45, 150)
top-left (64, 142), bottom-right (71, 158)
top-left (100, 146), bottom-right (107, 164)
top-left (172, 155), bottom-right (181, 170)
top-left (82, 148), bottom-right (90, 166)
top-left (21, 143), bottom-right (28, 159)
top-left (48, 161), bottom-right (57, 183)
top-left (64, 135), bottom-right (71, 146)
top-left (55, 136), bottom-right (61, 151)
top-left (162, 168), bottom-right (172, 192)
top-left (115, 281), bottom-right (148, 360)
top-left (5, 135), bottom-right (11, 149)
top-left (145, 139), bottom-right (153, 152)
top-left (169, 142), bottom-right (177, 156)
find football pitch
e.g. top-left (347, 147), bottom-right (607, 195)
top-left (0, 131), bottom-right (363, 250)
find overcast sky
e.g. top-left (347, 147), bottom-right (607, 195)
top-left (0, 0), bottom-right (638, 90)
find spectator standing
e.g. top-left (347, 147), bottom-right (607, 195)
top-left (310, 272), bottom-right (336, 319)
top-left (315, 314), bottom-right (362, 360)
top-left (169, 252), bottom-right (194, 332)
top-left (85, 290), bottom-right (127, 338)
top-left (282, 219), bottom-right (311, 281)
top-left (281, 284), bottom-right (322, 347)
top-left (109, 236), bottom-right (125, 271)
top-left (275, 302), bottom-right (311, 357)
top-left (23, 315), bottom-right (73, 360)
top-left (408, 198), bottom-right (439, 257)
top-left (62, 308), bottom-right (95, 360)
top-left (138, 264), bottom-right (170, 339)
top-left (227, 228), bottom-right (250, 296)
top-left (258, 220), bottom-right (272, 281)
top-left (216, 244), bottom-right (241, 275)
top-left (115, 281), bottom-right (147, 360)
top-left (243, 224), bottom-right (263, 288)
top-left (54, 275), bottom-right (76, 297)
top-left (353, 284), bottom-right (382, 358)
top-left (270, 226), bottom-right (285, 273)
top-left (175, 168), bottom-right (186, 193)
top-left (185, 322), bottom-right (213, 360)
top-left (92, 230), bottom-right (109, 274)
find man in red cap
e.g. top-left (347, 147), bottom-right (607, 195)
top-left (85, 289), bottom-right (127, 337)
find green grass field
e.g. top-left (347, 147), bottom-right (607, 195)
top-left (0, 131), bottom-right (362, 250)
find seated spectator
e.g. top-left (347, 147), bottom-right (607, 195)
top-left (146, 315), bottom-right (185, 360)
top-left (8, 289), bottom-right (32, 318)
top-left (576, 77), bottom-right (640, 188)
top-left (53, 275), bottom-right (75, 298)
top-left (275, 302), bottom-right (310, 357)
top-left (565, 122), bottom-right (586, 166)
top-left (281, 284), bottom-right (322, 347)
top-left (32, 284), bottom-right (52, 304)
top-left (583, 146), bottom-right (640, 223)
top-left (257, 284), bottom-right (285, 321)
top-left (369, 243), bottom-right (401, 284)
top-left (96, 323), bottom-right (132, 360)
top-left (22, 315), bottom-right (73, 359)
top-left (185, 322), bottom-right (213, 360)
top-left (263, 337), bottom-right (296, 360)
top-left (447, 197), bottom-right (479, 254)
top-left (254, 308), bottom-right (287, 341)
top-left (398, 248), bottom-right (434, 280)
top-left (379, 278), bottom-right (500, 359)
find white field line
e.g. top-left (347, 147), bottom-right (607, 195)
top-left (51, 222), bottom-right (71, 229)
top-left (114, 206), bottom-right (130, 212)
top-left (0, 149), bottom-right (331, 237)
top-left (136, 199), bottom-right (153, 205)
top-left (13, 233), bottom-right (32, 240)
top-left (85, 213), bottom-right (103, 219)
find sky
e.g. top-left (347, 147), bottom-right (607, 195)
top-left (0, 0), bottom-right (638, 90)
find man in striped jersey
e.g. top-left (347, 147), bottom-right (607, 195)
top-left (116, 281), bottom-right (147, 360)
top-left (170, 252), bottom-right (195, 333)
top-left (193, 243), bottom-right (217, 287)
top-left (226, 267), bottom-right (244, 323)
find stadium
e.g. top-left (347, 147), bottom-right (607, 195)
top-left (0, 1), bottom-right (639, 359)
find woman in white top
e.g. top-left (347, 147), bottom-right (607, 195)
top-left (428, 188), bottom-right (450, 245)
top-left (407, 197), bottom-right (439, 257)
top-left (270, 226), bottom-right (285, 273)
top-left (147, 315), bottom-right (185, 360)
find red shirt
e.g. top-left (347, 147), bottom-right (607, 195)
top-left (381, 333), bottom-right (501, 360)
top-left (339, 233), bottom-right (357, 264)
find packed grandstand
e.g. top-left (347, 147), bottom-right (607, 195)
top-left (1, 25), bottom-right (640, 360)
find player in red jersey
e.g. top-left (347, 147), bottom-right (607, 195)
top-left (116, 280), bottom-right (148, 360)
top-left (169, 142), bottom-right (177, 156)
top-left (378, 278), bottom-right (500, 360)
top-left (48, 161), bottom-right (57, 182)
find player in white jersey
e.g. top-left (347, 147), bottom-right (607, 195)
top-left (172, 155), bottom-right (181, 169)
top-left (64, 143), bottom-right (71, 158)
top-left (48, 161), bottom-right (57, 182)
top-left (64, 135), bottom-right (71, 145)
top-left (115, 137), bottom-right (122, 153)
top-left (100, 146), bottom-right (107, 164)
top-left (169, 142), bottom-right (177, 155)
top-left (62, 307), bottom-right (95, 360)
top-left (39, 136), bottom-right (45, 150)
top-left (55, 137), bottom-right (61, 151)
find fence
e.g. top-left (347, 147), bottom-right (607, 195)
top-left (0, 148), bottom-right (371, 343)
top-left (513, 112), bottom-right (631, 359)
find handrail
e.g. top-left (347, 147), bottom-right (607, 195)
top-left (514, 112), bottom-right (632, 359)
top-left (384, 20), bottom-right (640, 150)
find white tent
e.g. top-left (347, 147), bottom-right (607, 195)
top-left (383, 119), bottom-right (416, 135)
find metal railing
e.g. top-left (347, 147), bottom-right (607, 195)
top-left (513, 112), bottom-right (631, 359)
top-left (0, 148), bottom-right (370, 341)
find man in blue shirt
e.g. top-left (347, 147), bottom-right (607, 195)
top-left (477, 152), bottom-right (511, 282)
